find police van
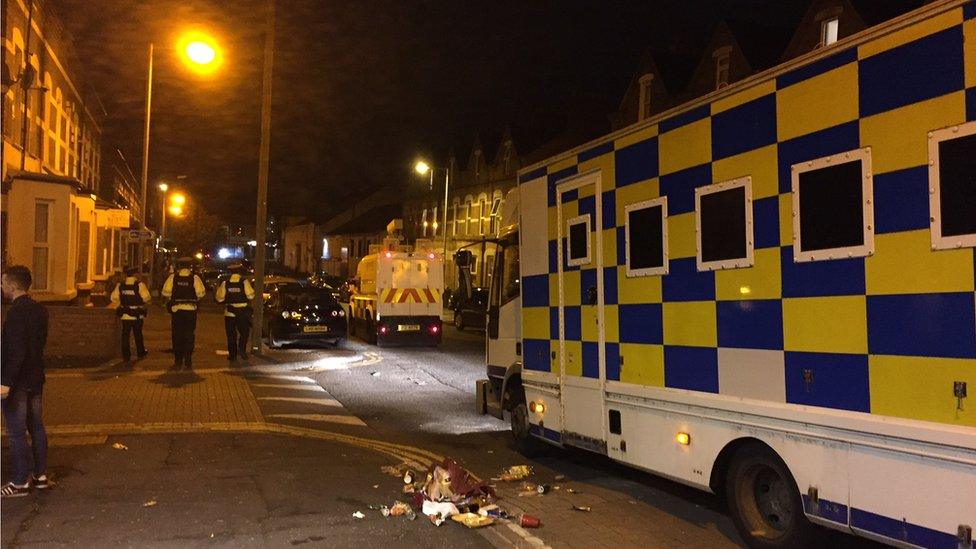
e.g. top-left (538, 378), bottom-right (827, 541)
top-left (349, 220), bottom-right (444, 346)
top-left (479, 1), bottom-right (976, 546)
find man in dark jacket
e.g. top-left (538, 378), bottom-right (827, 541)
top-left (1, 265), bottom-right (50, 497)
top-left (214, 262), bottom-right (255, 362)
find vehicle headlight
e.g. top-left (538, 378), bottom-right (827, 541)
top-left (290, 311), bottom-right (302, 320)
top-left (338, 309), bottom-right (345, 317)
top-left (281, 310), bottom-right (291, 319)
top-left (331, 310), bottom-right (338, 317)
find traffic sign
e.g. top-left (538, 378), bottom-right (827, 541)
top-left (127, 229), bottom-right (154, 241)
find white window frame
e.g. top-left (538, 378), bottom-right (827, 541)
top-left (821, 17), bottom-right (839, 46)
top-left (928, 120), bottom-right (976, 250)
top-left (791, 148), bottom-right (874, 262)
top-left (566, 214), bottom-right (592, 267)
top-left (696, 176), bottom-right (754, 271)
top-left (713, 46), bottom-right (731, 90)
top-left (625, 196), bottom-right (668, 277)
top-left (32, 200), bottom-right (52, 291)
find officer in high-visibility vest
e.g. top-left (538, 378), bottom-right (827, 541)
top-left (214, 262), bottom-right (255, 362)
top-left (110, 266), bottom-right (151, 363)
top-left (161, 257), bottom-right (206, 370)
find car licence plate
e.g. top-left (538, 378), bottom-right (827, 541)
top-left (303, 325), bottom-right (329, 333)
top-left (398, 324), bottom-right (420, 332)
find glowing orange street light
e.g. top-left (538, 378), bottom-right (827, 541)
top-left (177, 31), bottom-right (222, 75)
top-left (170, 192), bottom-right (186, 206)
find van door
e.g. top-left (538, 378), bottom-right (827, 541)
top-left (556, 171), bottom-right (606, 451)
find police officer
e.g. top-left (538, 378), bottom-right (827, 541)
top-left (110, 266), bottom-right (151, 363)
top-left (215, 262), bottom-right (255, 362)
top-left (161, 257), bottom-right (205, 369)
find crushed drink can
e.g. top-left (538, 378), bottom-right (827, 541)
top-left (537, 484), bottom-right (551, 494)
top-left (519, 514), bottom-right (541, 528)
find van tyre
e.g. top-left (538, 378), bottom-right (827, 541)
top-left (726, 443), bottom-right (817, 548)
top-left (454, 311), bottom-right (465, 331)
top-left (510, 397), bottom-right (547, 457)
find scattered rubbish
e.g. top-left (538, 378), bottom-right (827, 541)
top-left (554, 474), bottom-right (566, 481)
top-left (373, 485), bottom-right (379, 489)
top-left (519, 514), bottom-right (541, 528)
top-left (572, 505), bottom-right (592, 512)
top-left (429, 514), bottom-right (446, 527)
top-left (352, 511), bottom-right (366, 519)
top-left (422, 500), bottom-right (460, 518)
top-left (143, 500), bottom-right (157, 508)
top-left (402, 484), bottom-right (416, 494)
top-left (215, 350), bottom-right (229, 356)
top-left (516, 481), bottom-right (539, 497)
top-left (536, 484), bottom-right (551, 495)
top-left (368, 504), bottom-right (386, 510)
top-left (380, 464), bottom-right (410, 477)
top-left (487, 450), bottom-right (494, 454)
top-left (452, 513), bottom-right (494, 528)
top-left (496, 465), bottom-right (532, 482)
top-left (403, 470), bottom-right (414, 484)
top-left (112, 442), bottom-right (128, 450)
top-left (567, 488), bottom-right (581, 494)
top-left (389, 501), bottom-right (411, 517)
top-left (370, 371), bottom-right (381, 377)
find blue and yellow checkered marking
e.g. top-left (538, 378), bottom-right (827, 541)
top-left (520, 5), bottom-right (976, 427)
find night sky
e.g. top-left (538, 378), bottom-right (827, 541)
top-left (53, 0), bottom-right (922, 225)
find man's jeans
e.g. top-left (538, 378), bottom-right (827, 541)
top-left (1, 388), bottom-right (47, 485)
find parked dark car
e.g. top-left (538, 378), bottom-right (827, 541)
top-left (453, 287), bottom-right (489, 331)
top-left (307, 272), bottom-right (350, 302)
top-left (262, 282), bottom-right (347, 347)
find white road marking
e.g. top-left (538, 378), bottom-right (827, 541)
top-left (251, 383), bottom-right (326, 392)
top-left (257, 396), bottom-right (343, 407)
top-left (251, 374), bottom-right (317, 383)
top-left (267, 414), bottom-right (367, 426)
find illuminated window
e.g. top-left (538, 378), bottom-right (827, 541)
top-left (791, 148), bottom-right (874, 262)
top-left (928, 121), bottom-right (976, 250)
top-left (626, 197), bottom-right (668, 276)
top-left (696, 176), bottom-right (753, 271)
top-left (821, 17), bottom-right (839, 46)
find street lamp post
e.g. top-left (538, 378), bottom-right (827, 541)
top-left (414, 161), bottom-right (450, 266)
top-left (251, 0), bottom-right (276, 356)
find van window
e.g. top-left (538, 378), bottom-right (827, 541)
top-left (626, 197), bottom-right (668, 276)
top-left (928, 121), bottom-right (976, 250)
top-left (696, 177), bottom-right (754, 271)
top-left (791, 147), bottom-right (874, 261)
top-left (567, 215), bottom-right (591, 266)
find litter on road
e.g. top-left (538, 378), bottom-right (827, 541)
top-left (352, 511), bottom-right (366, 519)
top-left (143, 500), bottom-right (157, 507)
top-left (112, 442), bottom-right (128, 450)
top-left (495, 464), bottom-right (532, 482)
top-left (572, 505), bottom-right (592, 512)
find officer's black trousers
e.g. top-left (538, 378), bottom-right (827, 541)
top-left (171, 310), bottom-right (197, 366)
top-left (224, 309), bottom-right (251, 360)
top-left (121, 319), bottom-right (146, 361)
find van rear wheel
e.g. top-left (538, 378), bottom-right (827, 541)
top-left (510, 397), bottom-right (547, 457)
top-left (725, 443), bottom-right (816, 548)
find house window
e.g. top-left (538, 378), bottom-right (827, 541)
top-left (33, 201), bottom-right (51, 290)
top-left (625, 197), bottom-right (668, 277)
top-left (638, 74), bottom-right (654, 120)
top-left (696, 176), bottom-right (754, 271)
top-left (489, 197), bottom-right (502, 234)
top-left (791, 148), bottom-right (874, 262)
top-left (462, 202), bottom-right (471, 235)
top-left (821, 17), bottom-right (840, 46)
top-left (566, 214), bottom-right (591, 267)
top-left (432, 206), bottom-right (438, 236)
top-left (928, 121), bottom-right (976, 250)
top-left (421, 208), bottom-right (429, 237)
top-left (713, 47), bottom-right (731, 90)
top-left (76, 221), bottom-right (90, 283)
top-left (451, 200), bottom-right (459, 236)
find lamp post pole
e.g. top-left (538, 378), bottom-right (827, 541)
top-left (251, 0), bottom-right (276, 356)
top-left (138, 43), bottom-right (154, 280)
top-left (440, 167), bottom-right (449, 265)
